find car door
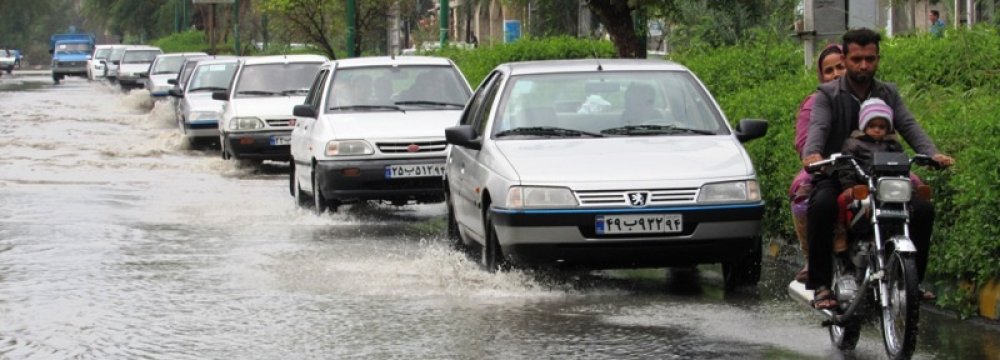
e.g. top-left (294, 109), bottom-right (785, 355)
top-left (452, 71), bottom-right (503, 241)
top-left (292, 67), bottom-right (329, 191)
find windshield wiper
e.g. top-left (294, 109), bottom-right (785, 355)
top-left (394, 100), bottom-right (464, 108)
top-left (237, 90), bottom-right (280, 96)
top-left (279, 89), bottom-right (310, 96)
top-left (328, 105), bottom-right (405, 113)
top-left (495, 126), bottom-right (604, 138)
top-left (599, 124), bottom-right (717, 136)
top-left (188, 86), bottom-right (228, 93)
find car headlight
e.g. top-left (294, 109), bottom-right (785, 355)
top-left (230, 117), bottom-right (264, 130)
top-left (325, 140), bottom-right (374, 156)
top-left (697, 180), bottom-right (760, 203)
top-left (506, 186), bottom-right (578, 209)
top-left (190, 111), bottom-right (219, 121)
top-left (877, 178), bottom-right (912, 203)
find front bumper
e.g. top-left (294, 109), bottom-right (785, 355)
top-left (226, 130), bottom-right (292, 161)
top-left (490, 202), bottom-right (764, 269)
top-left (118, 76), bottom-right (144, 86)
top-left (313, 156), bottom-right (446, 202)
top-left (183, 120), bottom-right (219, 138)
top-left (53, 66), bottom-right (87, 75)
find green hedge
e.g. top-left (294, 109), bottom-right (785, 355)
top-left (434, 30), bottom-right (999, 315)
top-left (150, 30), bottom-right (213, 53)
top-left (425, 36), bottom-right (616, 87)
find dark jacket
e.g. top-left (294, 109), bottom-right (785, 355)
top-left (838, 130), bottom-right (904, 189)
top-left (803, 76), bottom-right (939, 160)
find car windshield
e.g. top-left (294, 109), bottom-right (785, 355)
top-left (492, 71), bottom-right (727, 138)
top-left (326, 65), bottom-right (469, 112)
top-left (150, 56), bottom-right (187, 75)
top-left (94, 48), bottom-right (112, 60)
top-left (54, 43), bottom-right (91, 54)
top-left (123, 50), bottom-right (161, 64)
top-left (234, 62), bottom-right (322, 98)
top-left (109, 48), bottom-right (126, 61)
top-left (188, 62), bottom-right (237, 92)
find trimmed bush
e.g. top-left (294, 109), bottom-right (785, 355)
top-left (151, 30), bottom-right (212, 53)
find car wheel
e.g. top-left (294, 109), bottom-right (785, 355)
top-left (481, 212), bottom-right (510, 273)
top-left (52, 74), bottom-right (60, 85)
top-left (722, 236), bottom-right (762, 290)
top-left (288, 161), bottom-right (296, 196)
top-left (445, 185), bottom-right (466, 250)
top-left (220, 136), bottom-right (230, 160)
top-left (293, 165), bottom-right (311, 207)
top-left (312, 170), bottom-right (339, 213)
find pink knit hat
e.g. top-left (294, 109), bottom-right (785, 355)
top-left (859, 98), bottom-right (894, 132)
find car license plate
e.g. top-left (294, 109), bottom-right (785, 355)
top-left (384, 164), bottom-right (446, 179)
top-left (595, 214), bottom-right (683, 235)
top-left (270, 135), bottom-right (291, 146)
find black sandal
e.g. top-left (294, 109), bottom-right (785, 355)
top-left (811, 287), bottom-right (838, 310)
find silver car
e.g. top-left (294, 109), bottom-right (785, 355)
top-left (444, 59), bottom-right (768, 289)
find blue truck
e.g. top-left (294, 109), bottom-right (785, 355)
top-left (50, 33), bottom-right (96, 84)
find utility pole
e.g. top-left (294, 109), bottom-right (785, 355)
top-left (182, 0), bottom-right (188, 30)
top-left (233, 0), bottom-right (240, 55)
top-left (347, 0), bottom-right (357, 57)
top-left (440, 0), bottom-right (449, 48)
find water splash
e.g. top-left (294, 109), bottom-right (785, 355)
top-left (120, 89), bottom-right (153, 113)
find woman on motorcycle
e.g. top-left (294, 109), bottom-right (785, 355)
top-left (790, 44), bottom-right (846, 283)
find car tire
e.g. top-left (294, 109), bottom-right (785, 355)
top-left (52, 74), bottom-right (60, 85)
top-left (722, 236), bottom-right (762, 290)
top-left (481, 212), bottom-right (510, 273)
top-left (220, 136), bottom-right (230, 160)
top-left (312, 170), bottom-right (339, 213)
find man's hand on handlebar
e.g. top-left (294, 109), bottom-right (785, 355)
top-left (802, 153), bottom-right (823, 169)
top-left (932, 154), bottom-right (955, 168)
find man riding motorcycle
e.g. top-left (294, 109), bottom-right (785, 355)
top-left (800, 28), bottom-right (955, 310)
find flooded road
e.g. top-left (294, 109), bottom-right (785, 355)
top-left (1, 72), bottom-right (997, 359)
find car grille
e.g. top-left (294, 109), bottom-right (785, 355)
top-left (59, 61), bottom-right (85, 67)
top-left (265, 118), bottom-right (294, 127)
top-left (574, 188), bottom-right (699, 207)
top-left (376, 140), bottom-right (447, 153)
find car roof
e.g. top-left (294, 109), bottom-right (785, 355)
top-left (123, 46), bottom-right (162, 52)
top-left (242, 54), bottom-right (328, 66)
top-left (193, 58), bottom-right (239, 67)
top-left (326, 55), bottom-right (454, 69)
top-left (156, 52), bottom-right (208, 59)
top-left (499, 59), bottom-right (688, 76)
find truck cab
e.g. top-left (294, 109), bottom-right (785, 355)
top-left (50, 33), bottom-right (96, 84)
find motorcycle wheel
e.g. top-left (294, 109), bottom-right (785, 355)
top-left (829, 262), bottom-right (862, 350)
top-left (881, 252), bottom-right (920, 360)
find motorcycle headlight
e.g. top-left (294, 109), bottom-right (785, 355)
top-left (189, 111), bottom-right (219, 121)
top-left (697, 180), bottom-right (760, 203)
top-left (506, 186), bottom-right (578, 209)
top-left (325, 140), bottom-right (373, 156)
top-left (877, 178), bottom-right (912, 203)
top-left (230, 117), bottom-right (264, 130)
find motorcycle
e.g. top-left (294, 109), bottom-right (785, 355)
top-left (788, 152), bottom-right (939, 359)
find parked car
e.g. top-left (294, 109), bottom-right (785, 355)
top-left (442, 59), bottom-right (768, 288)
top-left (103, 45), bottom-right (132, 84)
top-left (169, 58), bottom-right (239, 145)
top-left (87, 45), bottom-right (116, 81)
top-left (290, 56), bottom-right (472, 212)
top-left (215, 54), bottom-right (326, 164)
top-left (0, 49), bottom-right (14, 74)
top-left (116, 46), bottom-right (162, 90)
top-left (143, 52), bottom-right (207, 98)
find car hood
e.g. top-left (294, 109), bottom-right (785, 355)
top-left (494, 136), bottom-right (752, 183)
top-left (187, 93), bottom-right (225, 112)
top-left (321, 110), bottom-right (461, 139)
top-left (150, 74), bottom-right (176, 87)
top-left (231, 96), bottom-right (306, 118)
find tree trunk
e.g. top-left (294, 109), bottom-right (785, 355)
top-left (586, 0), bottom-right (645, 58)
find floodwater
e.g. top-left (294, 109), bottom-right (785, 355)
top-left (1, 72), bottom-right (997, 359)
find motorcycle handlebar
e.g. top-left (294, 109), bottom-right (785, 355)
top-left (805, 154), bottom-right (856, 173)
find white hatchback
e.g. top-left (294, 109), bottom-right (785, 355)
top-left (215, 54), bottom-right (326, 163)
top-left (289, 56), bottom-right (472, 212)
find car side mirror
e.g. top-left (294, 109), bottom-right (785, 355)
top-left (168, 89), bottom-right (183, 98)
top-left (212, 91), bottom-right (228, 101)
top-left (112, 60), bottom-right (120, 65)
top-left (735, 119), bottom-right (768, 143)
top-left (167, 78), bottom-right (177, 85)
top-left (445, 125), bottom-right (481, 150)
top-left (293, 104), bottom-right (317, 118)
